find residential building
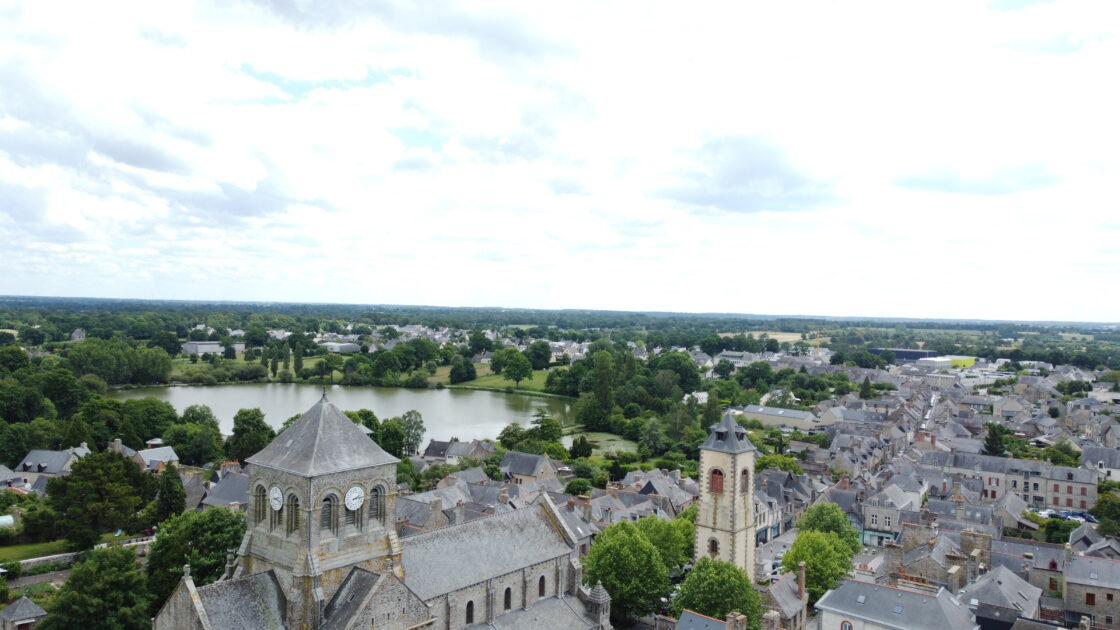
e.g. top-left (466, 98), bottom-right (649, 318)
top-left (814, 580), bottom-right (979, 630)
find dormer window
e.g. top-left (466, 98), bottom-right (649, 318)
top-left (715, 430), bottom-right (727, 442)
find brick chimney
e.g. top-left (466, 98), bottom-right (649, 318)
top-left (579, 495), bottom-right (592, 522)
top-left (725, 612), bottom-right (747, 630)
top-left (567, 498), bottom-right (575, 511)
top-left (798, 561), bottom-right (807, 601)
top-left (498, 487), bottom-right (510, 505)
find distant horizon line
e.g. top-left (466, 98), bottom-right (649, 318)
top-left (2, 294), bottom-right (1117, 328)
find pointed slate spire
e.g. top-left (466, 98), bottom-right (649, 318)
top-left (700, 412), bottom-right (756, 454)
top-left (246, 395), bottom-right (398, 476)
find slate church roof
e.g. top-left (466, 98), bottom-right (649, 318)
top-left (193, 570), bottom-right (287, 629)
top-left (401, 499), bottom-right (575, 601)
top-left (701, 413), bottom-right (757, 454)
top-left (246, 395), bottom-right (397, 476)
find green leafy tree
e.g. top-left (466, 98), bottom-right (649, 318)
top-left (530, 409), bottom-right (562, 442)
top-left (755, 454), bottom-right (804, 474)
top-left (797, 502), bottom-right (861, 555)
top-left (226, 408), bottom-right (276, 463)
top-left (525, 340), bottom-right (552, 370)
top-left (47, 451), bottom-right (155, 550)
top-left (782, 530), bottom-right (853, 603)
top-left (565, 478), bottom-right (592, 495)
top-left (503, 352), bottom-right (533, 388)
top-left (671, 557), bottom-right (761, 628)
top-left (38, 546), bottom-right (151, 630)
top-left (163, 423), bottom-right (224, 467)
top-left (1092, 491), bottom-right (1120, 536)
top-left (583, 521), bottom-right (670, 622)
top-left (859, 376), bottom-right (873, 400)
top-left (153, 462), bottom-right (186, 524)
top-left (146, 509), bottom-right (247, 613)
top-left (398, 410), bottom-right (426, 455)
top-left (635, 515), bottom-right (691, 574)
top-left (983, 422), bottom-right (1010, 457)
top-left (380, 419), bottom-right (406, 458)
top-left (181, 404), bottom-right (220, 431)
top-left (569, 435), bottom-right (593, 458)
top-left (448, 355), bottom-right (477, 384)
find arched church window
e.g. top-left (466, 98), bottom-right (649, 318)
top-left (710, 469), bottom-right (724, 493)
top-left (539, 575), bottom-right (546, 597)
top-left (708, 538), bottom-right (719, 558)
top-left (320, 494), bottom-right (338, 534)
top-left (504, 587), bottom-right (512, 610)
top-left (286, 494), bottom-right (300, 535)
top-left (253, 485), bottom-right (266, 524)
top-left (741, 469), bottom-right (750, 494)
top-left (466, 601), bottom-right (474, 624)
top-left (841, 622), bottom-right (853, 630)
top-left (369, 485), bottom-right (385, 525)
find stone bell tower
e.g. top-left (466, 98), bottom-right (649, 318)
top-left (239, 395), bottom-right (401, 630)
top-left (694, 412), bottom-right (757, 576)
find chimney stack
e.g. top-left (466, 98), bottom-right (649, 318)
top-left (430, 498), bottom-right (443, 521)
top-left (498, 487), bottom-right (510, 505)
top-left (455, 500), bottom-right (465, 524)
top-left (725, 612), bottom-right (747, 630)
top-left (567, 498), bottom-right (575, 511)
top-left (579, 495), bottom-right (592, 522)
top-left (798, 561), bottom-right (807, 601)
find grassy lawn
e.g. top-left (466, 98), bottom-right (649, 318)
top-left (460, 369), bottom-right (549, 392)
top-left (570, 432), bottom-right (638, 455)
top-left (427, 363), bottom-right (494, 386)
top-left (0, 532), bottom-right (144, 563)
top-left (0, 540), bottom-right (68, 563)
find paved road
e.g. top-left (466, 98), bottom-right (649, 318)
top-left (8, 569), bottom-right (70, 588)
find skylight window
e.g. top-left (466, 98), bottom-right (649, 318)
top-left (857, 595), bottom-right (866, 604)
top-left (892, 605), bottom-right (904, 614)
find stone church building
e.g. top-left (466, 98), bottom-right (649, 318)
top-left (153, 395), bottom-right (611, 630)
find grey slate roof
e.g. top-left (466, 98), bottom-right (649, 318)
top-left (700, 413), bottom-right (757, 454)
top-left (195, 570), bottom-right (286, 630)
top-left (814, 580), bottom-right (978, 630)
top-left (401, 502), bottom-right (574, 600)
top-left (465, 594), bottom-right (595, 630)
top-left (958, 564), bottom-right (1041, 615)
top-left (246, 395), bottom-right (398, 476)
top-left (201, 471), bottom-right (250, 509)
top-left (16, 448), bottom-right (81, 475)
top-left (1066, 554), bottom-right (1120, 588)
top-left (0, 596), bottom-right (47, 621)
top-left (321, 567), bottom-right (379, 630)
top-left (677, 610), bottom-right (727, 630)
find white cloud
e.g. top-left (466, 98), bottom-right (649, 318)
top-left (0, 0), bottom-right (1117, 321)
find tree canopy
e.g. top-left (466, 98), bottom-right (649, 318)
top-left (671, 557), bottom-right (762, 629)
top-left (146, 508), bottom-right (247, 613)
top-left (47, 451), bottom-right (156, 550)
top-left (782, 529), bottom-right (853, 603)
top-left (797, 503), bottom-right (861, 555)
top-left (38, 546), bottom-right (151, 630)
top-left (225, 407), bottom-right (276, 463)
top-left (583, 521), bottom-right (670, 622)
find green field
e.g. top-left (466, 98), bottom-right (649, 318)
top-left (459, 369), bottom-right (549, 392)
top-left (427, 363), bottom-right (494, 385)
top-left (569, 432), bottom-right (637, 455)
top-left (0, 540), bottom-right (68, 563)
top-left (0, 532), bottom-right (143, 563)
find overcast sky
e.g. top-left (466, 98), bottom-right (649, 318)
top-left (1, 1), bottom-right (1117, 322)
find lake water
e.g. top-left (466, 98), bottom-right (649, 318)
top-left (107, 383), bottom-right (572, 443)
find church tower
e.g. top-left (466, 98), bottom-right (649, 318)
top-left (694, 412), bottom-right (757, 576)
top-left (240, 395), bottom-right (401, 630)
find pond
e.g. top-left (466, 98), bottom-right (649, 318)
top-left (107, 383), bottom-right (572, 443)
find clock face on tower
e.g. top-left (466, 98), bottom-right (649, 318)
top-left (345, 486), bottom-right (365, 511)
top-left (269, 485), bottom-right (283, 511)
